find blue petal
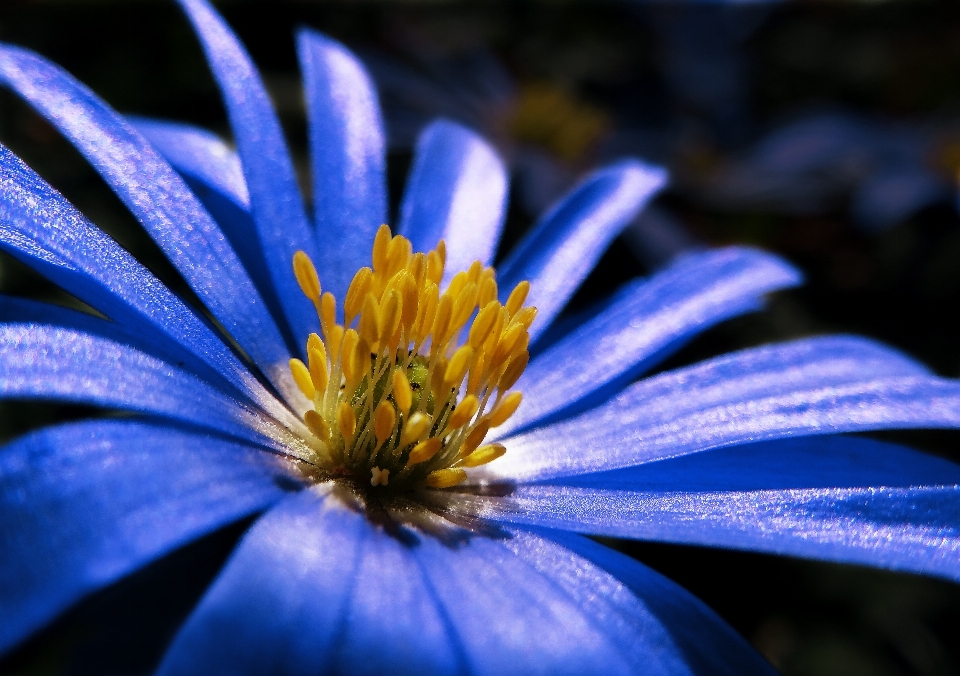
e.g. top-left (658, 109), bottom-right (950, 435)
top-left (405, 520), bottom-right (634, 674)
top-left (441, 438), bottom-right (960, 582)
top-left (176, 0), bottom-right (318, 345)
top-left (128, 116), bottom-right (292, 342)
top-left (158, 487), bottom-right (463, 676)
top-left (127, 116), bottom-right (249, 208)
top-left (0, 142), bottom-right (284, 408)
top-left (485, 336), bottom-right (956, 481)
top-left (0, 324), bottom-right (310, 455)
top-left (500, 247), bottom-right (802, 435)
top-left (496, 160), bottom-right (667, 341)
top-left (159, 487), bottom-right (739, 675)
top-left (0, 419), bottom-right (289, 655)
top-left (297, 29), bottom-right (388, 304)
top-left (0, 46), bottom-right (297, 398)
top-left (397, 119), bottom-right (507, 282)
top-left (504, 528), bottom-right (776, 675)
top-left (0, 296), bottom-right (226, 388)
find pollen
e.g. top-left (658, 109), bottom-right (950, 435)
top-left (289, 225), bottom-right (535, 490)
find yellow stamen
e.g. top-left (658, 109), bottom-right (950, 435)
top-left (372, 224), bottom-right (391, 272)
top-left (304, 409), bottom-right (330, 442)
top-left (289, 229), bottom-right (533, 490)
top-left (308, 346), bottom-right (328, 394)
top-left (399, 412), bottom-right (430, 447)
top-left (393, 370), bottom-right (413, 416)
top-left (337, 401), bottom-right (356, 442)
top-left (344, 267), bottom-right (373, 326)
top-left (293, 250), bottom-right (321, 301)
top-left (320, 292), bottom-right (337, 339)
top-left (489, 392), bottom-right (523, 427)
top-left (505, 280), bottom-right (531, 317)
top-left (408, 438), bottom-right (442, 465)
top-left (374, 401), bottom-right (396, 448)
top-left (463, 419), bottom-right (491, 455)
top-left (426, 468), bottom-right (467, 489)
top-left (460, 443), bottom-right (506, 468)
top-left (500, 351), bottom-right (529, 391)
top-left (289, 358), bottom-right (315, 399)
top-left (448, 394), bottom-right (479, 429)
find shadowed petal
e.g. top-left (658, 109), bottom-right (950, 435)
top-left (501, 247), bottom-right (802, 434)
top-left (0, 46), bottom-right (296, 398)
top-left (158, 487), bottom-right (463, 676)
top-left (297, 29), bottom-right (387, 304)
top-left (176, 0), bottom-right (318, 346)
top-left (128, 116), bottom-right (249, 208)
top-left (129, 117), bottom-right (292, 337)
top-left (436, 437), bottom-right (960, 581)
top-left (496, 160), bottom-right (667, 341)
top-left (503, 529), bottom-right (776, 676)
top-left (397, 119), bottom-right (507, 283)
top-left (406, 518), bottom-right (635, 675)
top-left (484, 337), bottom-right (953, 481)
top-left (0, 324), bottom-right (311, 456)
top-left (0, 420), bottom-right (291, 655)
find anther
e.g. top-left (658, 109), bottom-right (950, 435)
top-left (393, 370), bottom-right (413, 416)
top-left (304, 410), bottom-right (330, 442)
top-left (289, 358), bottom-right (315, 399)
top-left (448, 395), bottom-right (479, 429)
top-left (505, 280), bottom-right (530, 317)
top-left (489, 392), bottom-right (523, 427)
top-left (308, 346), bottom-right (328, 394)
top-left (399, 412), bottom-right (430, 447)
top-left (460, 443), bottom-right (506, 468)
top-left (374, 402), bottom-right (396, 448)
top-left (426, 468), bottom-right (467, 489)
top-left (408, 438), bottom-right (442, 465)
top-left (293, 250), bottom-right (321, 301)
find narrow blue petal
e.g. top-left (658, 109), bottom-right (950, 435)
top-left (561, 435), bottom-right (960, 492)
top-left (0, 296), bottom-right (227, 388)
top-left (297, 29), bottom-right (388, 304)
top-left (158, 488), bottom-right (462, 676)
top-left (0, 420), bottom-right (289, 655)
top-left (397, 119), bottom-right (507, 282)
top-left (0, 46), bottom-right (297, 399)
top-left (496, 160), bottom-right (667, 341)
top-left (437, 438), bottom-right (960, 581)
top-left (176, 0), bottom-right (318, 345)
top-left (501, 247), bottom-right (802, 435)
top-left (129, 116), bottom-right (293, 343)
top-left (485, 336), bottom-right (955, 481)
top-left (451, 487), bottom-right (960, 583)
top-left (127, 116), bottom-right (249, 208)
top-left (0, 324), bottom-right (311, 456)
top-left (0, 142), bottom-right (282, 408)
top-left (503, 529), bottom-right (776, 675)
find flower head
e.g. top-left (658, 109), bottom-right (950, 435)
top-left (2, 0), bottom-right (960, 673)
top-left (288, 227), bottom-right (533, 490)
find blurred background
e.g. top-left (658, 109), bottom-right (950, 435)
top-left (2, 0), bottom-right (960, 674)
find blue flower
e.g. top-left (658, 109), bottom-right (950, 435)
top-left (2, 0), bottom-right (960, 673)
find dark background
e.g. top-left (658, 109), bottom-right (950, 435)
top-left (2, 0), bottom-right (960, 674)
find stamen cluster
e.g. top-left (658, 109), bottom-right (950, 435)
top-left (290, 225), bottom-right (535, 490)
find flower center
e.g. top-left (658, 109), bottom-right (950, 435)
top-left (289, 225), bottom-right (534, 490)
